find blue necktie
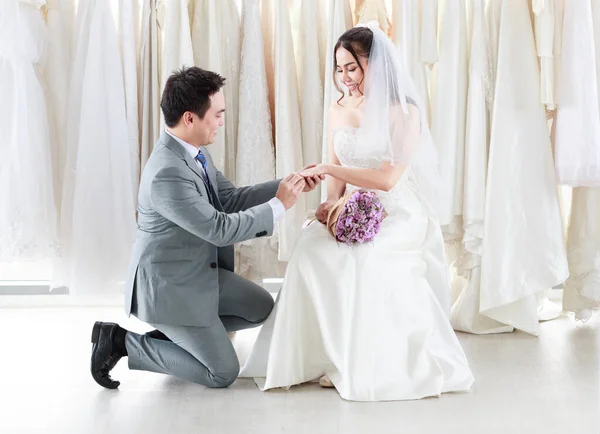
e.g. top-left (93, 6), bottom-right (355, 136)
top-left (195, 150), bottom-right (215, 199)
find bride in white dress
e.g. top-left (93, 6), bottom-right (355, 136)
top-left (240, 23), bottom-right (474, 402)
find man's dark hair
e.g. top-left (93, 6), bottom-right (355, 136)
top-left (160, 66), bottom-right (226, 127)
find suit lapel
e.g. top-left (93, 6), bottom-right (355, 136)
top-left (161, 132), bottom-right (211, 198)
top-left (183, 156), bottom-right (204, 181)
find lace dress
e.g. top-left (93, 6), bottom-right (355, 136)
top-left (0, 0), bottom-right (58, 261)
top-left (240, 127), bottom-right (474, 402)
top-left (234, 0), bottom-right (283, 283)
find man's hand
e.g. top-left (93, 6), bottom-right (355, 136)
top-left (315, 200), bottom-right (335, 224)
top-left (299, 164), bottom-right (326, 193)
top-left (275, 174), bottom-right (306, 210)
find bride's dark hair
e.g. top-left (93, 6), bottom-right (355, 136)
top-left (333, 27), bottom-right (373, 104)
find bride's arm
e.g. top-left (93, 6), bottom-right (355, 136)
top-left (324, 163), bottom-right (406, 192)
top-left (308, 104), bottom-right (419, 192)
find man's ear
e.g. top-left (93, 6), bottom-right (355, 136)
top-left (183, 112), bottom-right (194, 127)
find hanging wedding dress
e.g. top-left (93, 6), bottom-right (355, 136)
top-left (553, 0), bottom-right (600, 187)
top-left (430, 0), bottom-right (468, 231)
top-left (533, 0), bottom-right (556, 110)
top-left (191, 0), bottom-right (240, 181)
top-left (0, 0), bottom-right (58, 261)
top-left (234, 0), bottom-right (285, 283)
top-left (53, 0), bottom-right (136, 295)
top-left (460, 0), bottom-right (492, 260)
top-left (139, 0), bottom-right (161, 170)
top-left (391, 0), bottom-right (438, 125)
top-left (354, 0), bottom-right (391, 35)
top-left (563, 187), bottom-right (600, 321)
top-left (561, 1), bottom-right (600, 322)
top-left (297, 0), bottom-right (327, 212)
top-left (450, 0), bottom-right (510, 334)
top-left (268, 0), bottom-right (306, 261)
top-left (320, 0), bottom-right (353, 202)
top-left (44, 0), bottom-right (75, 212)
top-left (157, 0), bottom-right (194, 131)
top-left (486, 0), bottom-right (502, 76)
top-left (261, 0), bottom-right (276, 143)
top-left (478, 0), bottom-right (568, 335)
top-left (117, 0), bottom-right (141, 200)
top-left (240, 128), bottom-right (474, 401)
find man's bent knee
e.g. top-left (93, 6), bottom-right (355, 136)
top-left (206, 365), bottom-right (239, 388)
top-left (203, 356), bottom-right (239, 388)
top-left (245, 289), bottom-right (274, 325)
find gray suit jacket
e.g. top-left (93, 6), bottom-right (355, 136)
top-left (125, 132), bottom-right (280, 327)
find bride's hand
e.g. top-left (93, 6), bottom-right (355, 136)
top-left (300, 164), bottom-right (328, 178)
top-left (315, 200), bottom-right (334, 224)
top-left (299, 164), bottom-right (326, 193)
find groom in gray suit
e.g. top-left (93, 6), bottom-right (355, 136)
top-left (90, 67), bottom-right (322, 389)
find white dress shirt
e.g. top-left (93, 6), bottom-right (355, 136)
top-left (165, 129), bottom-right (285, 224)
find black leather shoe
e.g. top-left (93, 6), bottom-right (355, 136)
top-left (90, 321), bottom-right (127, 389)
top-left (145, 329), bottom-right (171, 342)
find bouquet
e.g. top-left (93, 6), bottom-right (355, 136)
top-left (326, 189), bottom-right (388, 244)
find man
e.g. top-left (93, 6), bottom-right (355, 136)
top-left (90, 67), bottom-right (322, 389)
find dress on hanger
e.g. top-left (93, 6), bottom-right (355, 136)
top-left (235, 0), bottom-right (284, 283)
top-left (0, 0), bottom-right (58, 261)
top-left (478, 0), bottom-right (568, 335)
top-left (192, 0), bottom-right (241, 181)
top-left (54, 0), bottom-right (136, 295)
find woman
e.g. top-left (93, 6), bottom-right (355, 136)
top-left (240, 23), bottom-right (474, 402)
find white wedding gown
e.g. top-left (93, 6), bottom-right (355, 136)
top-left (53, 0), bottom-right (136, 295)
top-left (234, 0), bottom-right (284, 284)
top-left (553, 0), bottom-right (600, 187)
top-left (0, 0), bottom-right (58, 261)
top-left (240, 127), bottom-right (474, 402)
top-left (192, 0), bottom-right (240, 181)
top-left (430, 0), bottom-right (468, 232)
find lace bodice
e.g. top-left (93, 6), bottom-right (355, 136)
top-left (333, 127), bottom-right (420, 216)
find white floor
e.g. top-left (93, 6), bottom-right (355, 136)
top-left (1, 306), bottom-right (599, 434)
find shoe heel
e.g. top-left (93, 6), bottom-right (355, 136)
top-left (91, 321), bottom-right (102, 343)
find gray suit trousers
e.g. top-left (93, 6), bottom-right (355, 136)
top-left (125, 268), bottom-right (274, 388)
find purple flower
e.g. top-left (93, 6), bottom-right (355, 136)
top-left (333, 190), bottom-right (387, 245)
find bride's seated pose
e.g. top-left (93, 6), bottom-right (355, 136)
top-left (240, 22), bottom-right (474, 402)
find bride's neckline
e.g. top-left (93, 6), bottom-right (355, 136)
top-left (333, 125), bottom-right (360, 134)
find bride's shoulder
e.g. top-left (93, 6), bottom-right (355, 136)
top-left (329, 98), bottom-right (345, 113)
top-left (329, 97), bottom-right (362, 126)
